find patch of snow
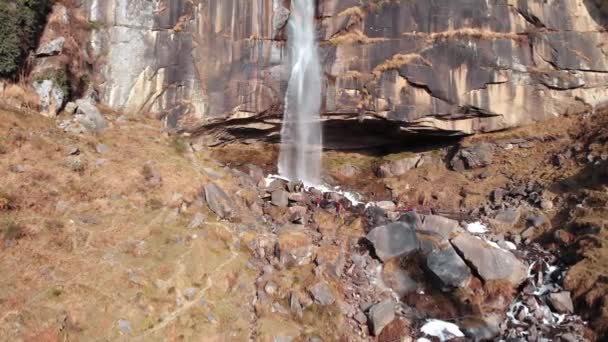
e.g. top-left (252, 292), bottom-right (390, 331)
top-left (264, 174), bottom-right (290, 187)
top-left (420, 319), bottom-right (464, 341)
top-left (486, 240), bottom-right (502, 249)
top-left (417, 339), bottom-right (432, 342)
top-left (505, 241), bottom-right (517, 250)
top-left (265, 174), bottom-right (363, 205)
top-left (467, 221), bottom-right (488, 234)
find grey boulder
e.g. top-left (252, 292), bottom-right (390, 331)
top-left (309, 282), bottom-right (335, 306)
top-left (368, 299), bottom-right (395, 336)
top-left (426, 245), bottom-right (472, 289)
top-left (451, 233), bottom-right (527, 285)
top-left (366, 222), bottom-right (419, 262)
top-left (203, 183), bottom-right (234, 220)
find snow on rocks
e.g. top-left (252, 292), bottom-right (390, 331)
top-left (420, 319), bottom-right (464, 341)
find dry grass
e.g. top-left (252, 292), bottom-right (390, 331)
top-left (402, 28), bottom-right (526, 43)
top-left (372, 53), bottom-right (431, 76)
top-left (329, 29), bottom-right (389, 46)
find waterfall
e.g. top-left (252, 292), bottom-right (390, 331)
top-left (278, 0), bottom-right (322, 186)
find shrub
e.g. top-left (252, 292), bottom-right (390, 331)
top-left (0, 0), bottom-right (52, 78)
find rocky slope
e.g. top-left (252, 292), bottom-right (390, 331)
top-left (28, 0), bottom-right (601, 146)
top-left (2, 101), bottom-right (606, 341)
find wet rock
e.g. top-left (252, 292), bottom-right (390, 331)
top-left (366, 222), bottom-right (419, 262)
top-left (277, 230), bottom-right (315, 267)
top-left (203, 183), bottom-right (234, 220)
top-left (451, 143), bottom-right (494, 171)
top-left (426, 245), bottom-right (471, 289)
top-left (287, 180), bottom-right (303, 193)
top-left (36, 37), bottom-right (65, 57)
top-left (187, 212), bottom-right (205, 229)
top-left (309, 282), bottom-right (335, 306)
top-left (451, 233), bottom-right (527, 285)
top-left (547, 291), bottom-right (574, 314)
top-left (33, 79), bottom-right (65, 117)
top-left (368, 299), bottom-right (395, 336)
top-left (271, 189), bottom-right (289, 207)
top-left (376, 155), bottom-right (422, 178)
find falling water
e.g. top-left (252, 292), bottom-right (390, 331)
top-left (278, 0), bottom-right (322, 185)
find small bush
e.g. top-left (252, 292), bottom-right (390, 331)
top-left (2, 219), bottom-right (25, 241)
top-left (0, 191), bottom-right (17, 211)
top-left (170, 135), bottom-right (189, 155)
top-left (0, 0), bottom-right (52, 78)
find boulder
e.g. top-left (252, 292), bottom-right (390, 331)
top-left (547, 291), bottom-right (574, 314)
top-left (203, 183), bottom-right (234, 220)
top-left (451, 143), bottom-right (494, 171)
top-left (374, 201), bottom-right (397, 212)
top-left (277, 230), bottom-right (315, 268)
top-left (271, 189), bottom-right (289, 207)
top-left (33, 79), bottom-right (65, 117)
top-left (288, 205), bottom-right (308, 224)
top-left (376, 155), bottom-right (422, 178)
top-left (36, 37), bottom-right (65, 57)
top-left (366, 222), bottom-right (419, 262)
top-left (451, 233), bottom-right (528, 285)
top-left (426, 245), bottom-right (472, 289)
top-left (491, 208), bottom-right (521, 231)
top-left (419, 215), bottom-right (463, 240)
top-left (368, 299), bottom-right (395, 336)
top-left (74, 99), bottom-right (108, 132)
top-left (309, 282), bottom-right (335, 306)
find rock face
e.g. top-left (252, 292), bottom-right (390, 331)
top-left (78, 0), bottom-right (608, 145)
top-left (32, 80), bottom-right (65, 117)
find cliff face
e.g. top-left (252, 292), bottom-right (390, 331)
top-left (84, 0), bottom-right (608, 146)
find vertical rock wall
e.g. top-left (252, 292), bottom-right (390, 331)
top-left (83, 0), bottom-right (608, 142)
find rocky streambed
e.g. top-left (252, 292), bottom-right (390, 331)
top-left (234, 173), bottom-right (589, 341)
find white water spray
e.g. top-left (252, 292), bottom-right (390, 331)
top-left (278, 0), bottom-right (322, 185)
